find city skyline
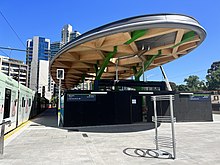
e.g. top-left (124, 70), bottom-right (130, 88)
top-left (1, 0), bottom-right (220, 84)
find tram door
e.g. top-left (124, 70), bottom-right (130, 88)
top-left (3, 88), bottom-right (11, 119)
top-left (0, 87), bottom-right (3, 120)
top-left (17, 93), bottom-right (25, 125)
top-left (21, 96), bottom-right (25, 123)
top-left (10, 90), bottom-right (17, 129)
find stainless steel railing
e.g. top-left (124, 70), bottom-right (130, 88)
top-left (151, 95), bottom-right (176, 159)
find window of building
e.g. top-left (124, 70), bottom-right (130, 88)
top-left (2, 62), bottom-right (9, 66)
top-left (2, 67), bottom-right (9, 71)
top-left (11, 64), bottom-right (19, 67)
top-left (214, 96), bottom-right (219, 101)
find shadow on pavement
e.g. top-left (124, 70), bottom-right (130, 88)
top-left (123, 148), bottom-right (173, 159)
top-left (31, 108), bottom-right (159, 133)
top-left (30, 108), bottom-right (58, 128)
top-left (65, 122), bottom-right (158, 133)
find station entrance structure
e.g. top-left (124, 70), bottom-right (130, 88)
top-left (60, 91), bottom-right (212, 127)
top-left (50, 14), bottom-right (210, 127)
top-left (60, 80), bottom-right (168, 127)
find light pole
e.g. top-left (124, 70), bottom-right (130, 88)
top-left (57, 69), bottom-right (64, 126)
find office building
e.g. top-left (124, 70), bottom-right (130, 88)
top-left (0, 55), bottom-right (28, 86)
top-left (61, 24), bottom-right (73, 44)
top-left (26, 36), bottom-right (51, 100)
top-left (70, 30), bottom-right (81, 41)
top-left (49, 41), bottom-right (64, 96)
top-left (50, 41), bottom-right (63, 60)
top-left (61, 24), bottom-right (81, 45)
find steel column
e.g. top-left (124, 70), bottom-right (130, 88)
top-left (124, 30), bottom-right (147, 45)
top-left (135, 50), bottom-right (161, 79)
top-left (96, 46), bottom-right (118, 80)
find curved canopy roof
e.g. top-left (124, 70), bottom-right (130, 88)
top-left (50, 14), bottom-right (206, 89)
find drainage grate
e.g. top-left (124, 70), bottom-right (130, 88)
top-left (82, 133), bottom-right (88, 138)
top-left (30, 124), bottom-right (41, 126)
top-left (68, 129), bottom-right (79, 132)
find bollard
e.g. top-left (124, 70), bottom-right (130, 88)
top-left (0, 120), bottom-right (11, 155)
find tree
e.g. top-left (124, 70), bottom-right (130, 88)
top-left (169, 82), bottom-right (177, 91)
top-left (206, 67), bottom-right (220, 90)
top-left (184, 75), bottom-right (204, 91)
top-left (177, 84), bottom-right (190, 91)
top-left (50, 96), bottom-right (57, 107)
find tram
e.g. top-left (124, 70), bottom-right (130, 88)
top-left (0, 72), bottom-right (35, 133)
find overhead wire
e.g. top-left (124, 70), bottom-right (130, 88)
top-left (0, 10), bottom-right (49, 90)
top-left (0, 10), bottom-right (26, 48)
top-left (0, 49), bottom-right (9, 57)
top-left (169, 69), bottom-right (207, 80)
top-left (146, 68), bottom-right (207, 80)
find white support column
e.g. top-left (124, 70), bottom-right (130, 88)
top-left (160, 66), bottom-right (172, 91)
top-left (170, 95), bottom-right (176, 159)
top-left (142, 61), bottom-right (145, 81)
top-left (153, 96), bottom-right (159, 150)
top-left (116, 58), bottom-right (119, 81)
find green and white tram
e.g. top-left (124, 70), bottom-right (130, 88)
top-left (0, 72), bottom-right (35, 134)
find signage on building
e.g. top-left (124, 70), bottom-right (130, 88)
top-left (67, 94), bottom-right (96, 102)
top-left (190, 94), bottom-right (210, 101)
top-left (132, 99), bottom-right (137, 104)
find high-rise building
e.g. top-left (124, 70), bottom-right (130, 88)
top-left (70, 30), bottom-right (81, 41)
top-left (50, 41), bottom-right (63, 60)
top-left (26, 36), bottom-right (51, 99)
top-left (61, 24), bottom-right (73, 44)
top-left (49, 41), bottom-right (64, 96)
top-left (0, 55), bottom-right (28, 86)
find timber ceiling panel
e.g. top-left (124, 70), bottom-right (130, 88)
top-left (50, 14), bottom-right (206, 89)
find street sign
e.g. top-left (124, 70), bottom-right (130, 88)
top-left (57, 69), bottom-right (64, 80)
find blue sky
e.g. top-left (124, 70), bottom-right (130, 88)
top-left (0, 0), bottom-right (219, 84)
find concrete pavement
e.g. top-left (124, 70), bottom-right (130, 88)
top-left (1, 108), bottom-right (220, 165)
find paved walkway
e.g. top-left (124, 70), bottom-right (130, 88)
top-left (1, 108), bottom-right (220, 165)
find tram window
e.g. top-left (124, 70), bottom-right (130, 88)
top-left (22, 97), bottom-right (25, 107)
top-left (4, 88), bottom-right (11, 119)
top-left (29, 98), bottom-right (31, 107)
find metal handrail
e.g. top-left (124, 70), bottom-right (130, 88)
top-left (152, 116), bottom-right (176, 123)
top-left (0, 120), bottom-right (11, 126)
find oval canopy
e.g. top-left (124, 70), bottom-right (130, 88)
top-left (50, 14), bottom-right (206, 89)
